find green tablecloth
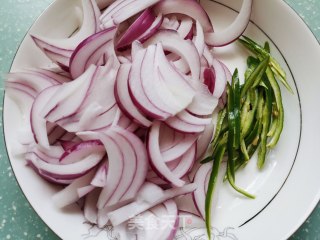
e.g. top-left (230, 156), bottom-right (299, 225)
top-left (0, 0), bottom-right (319, 239)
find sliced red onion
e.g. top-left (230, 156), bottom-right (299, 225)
top-left (160, 16), bottom-right (179, 30)
top-left (114, 63), bottom-right (152, 127)
top-left (168, 144), bottom-right (196, 179)
top-left (117, 8), bottom-right (156, 49)
top-left (165, 116), bottom-right (206, 134)
top-left (30, 68), bottom-right (71, 83)
top-left (128, 47), bottom-right (170, 120)
top-left (63, 104), bottom-right (117, 132)
top-left (141, 45), bottom-right (177, 116)
top-left (48, 125), bottom-right (67, 145)
top-left (103, 130), bottom-right (137, 207)
top-left (5, 82), bottom-right (37, 99)
top-left (125, 200), bottom-right (178, 239)
top-left (96, 0), bottom-right (115, 10)
top-left (59, 140), bottom-right (104, 164)
top-left (176, 110), bottom-right (212, 126)
top-left (59, 140), bottom-right (78, 151)
top-left (138, 13), bottom-right (163, 43)
top-left (203, 45), bottom-right (214, 66)
top-left (26, 148), bottom-right (104, 180)
top-left (147, 168), bottom-right (189, 185)
top-left (205, 0), bottom-right (253, 46)
top-left (61, 64), bottom-right (118, 130)
top-left (159, 200), bottom-right (179, 240)
top-left (70, 27), bottom-right (117, 79)
top-left (187, 83), bottom-right (219, 116)
top-left (211, 58), bottom-right (227, 98)
top-left (97, 199), bottom-right (134, 228)
top-left (81, 132), bottom-right (124, 209)
top-left (148, 121), bottom-right (185, 187)
top-left (60, 132), bottom-right (80, 142)
top-left (204, 67), bottom-right (216, 94)
top-left (107, 182), bottom-right (197, 226)
top-left (43, 49), bottom-right (70, 71)
top-left (31, 85), bottom-right (60, 148)
top-left (193, 163), bottom-right (212, 219)
top-left (78, 127), bottom-right (148, 209)
top-left (114, 113), bottom-right (128, 128)
top-left (31, 0), bottom-right (101, 66)
top-left (100, 0), bottom-right (160, 29)
top-left (220, 60), bottom-right (232, 83)
top-left (85, 43), bottom-right (109, 67)
top-left (153, 0), bottom-right (213, 32)
top-left (31, 37), bottom-right (72, 59)
top-left (125, 121), bottom-right (139, 132)
top-left (113, 127), bottom-right (148, 202)
top-left (176, 17), bottom-right (193, 39)
top-left (41, 66), bottom-right (97, 124)
top-left (7, 71), bottom-right (59, 92)
top-left (142, 44), bottom-right (195, 117)
top-left (78, 102), bottom-right (118, 131)
top-left (87, 105), bottom-right (118, 130)
top-left (100, 0), bottom-right (136, 25)
top-left (77, 185), bottom-right (95, 198)
top-left (148, 144), bottom-right (195, 187)
top-left (144, 30), bottom-right (201, 81)
top-left (193, 21), bottom-right (205, 56)
top-left (91, 159), bottom-right (108, 187)
top-left (26, 144), bottom-right (63, 165)
top-left (26, 161), bottom-right (74, 185)
top-left (156, 43), bottom-right (195, 105)
top-left (52, 169), bottom-right (96, 208)
top-left (159, 123), bottom-right (177, 152)
top-left (147, 175), bottom-right (168, 186)
top-left (196, 120), bottom-right (215, 161)
top-left (5, 68), bottom-right (66, 116)
top-left (162, 134), bottom-right (197, 163)
top-left (59, 63), bottom-right (118, 131)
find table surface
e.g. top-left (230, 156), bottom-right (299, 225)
top-left (0, 0), bottom-right (319, 239)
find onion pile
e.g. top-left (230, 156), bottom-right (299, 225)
top-left (6, 0), bottom-right (252, 238)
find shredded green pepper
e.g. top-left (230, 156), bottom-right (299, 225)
top-left (238, 36), bottom-right (293, 93)
top-left (205, 144), bottom-right (226, 240)
top-left (202, 37), bottom-right (292, 239)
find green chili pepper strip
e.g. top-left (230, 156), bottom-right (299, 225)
top-left (237, 142), bottom-right (260, 170)
top-left (257, 83), bottom-right (272, 169)
top-left (238, 36), bottom-right (293, 93)
top-left (201, 132), bottom-right (228, 164)
top-left (244, 56), bottom-right (259, 81)
top-left (241, 57), bottom-right (269, 98)
top-left (240, 139), bottom-right (250, 162)
top-left (241, 90), bottom-right (258, 138)
top-left (226, 82), bottom-right (235, 181)
top-left (232, 70), bottom-right (241, 149)
top-left (205, 144), bottom-right (226, 240)
top-left (267, 117), bottom-right (278, 137)
top-left (227, 163), bottom-right (256, 199)
top-left (245, 118), bottom-right (261, 146)
top-left (264, 41), bottom-right (270, 53)
top-left (241, 95), bottom-right (250, 124)
top-left (265, 67), bottom-right (284, 148)
top-left (244, 90), bottom-right (264, 143)
top-left (211, 108), bottom-right (227, 148)
top-left (240, 36), bottom-right (285, 79)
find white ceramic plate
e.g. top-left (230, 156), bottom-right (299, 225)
top-left (4, 0), bottom-right (320, 239)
